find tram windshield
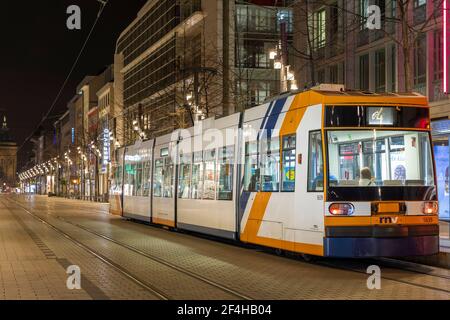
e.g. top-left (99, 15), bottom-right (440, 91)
top-left (325, 130), bottom-right (436, 201)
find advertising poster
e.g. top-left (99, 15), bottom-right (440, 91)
top-left (434, 143), bottom-right (450, 220)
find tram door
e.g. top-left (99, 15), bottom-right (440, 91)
top-left (296, 105), bottom-right (325, 234)
top-left (152, 134), bottom-right (178, 228)
top-left (109, 148), bottom-right (124, 215)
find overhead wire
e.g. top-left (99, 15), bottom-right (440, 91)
top-left (18, 0), bottom-right (110, 152)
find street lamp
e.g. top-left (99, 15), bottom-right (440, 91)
top-left (269, 41), bottom-right (298, 93)
top-left (269, 50), bottom-right (277, 60)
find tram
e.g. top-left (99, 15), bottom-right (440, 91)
top-left (109, 85), bottom-right (439, 257)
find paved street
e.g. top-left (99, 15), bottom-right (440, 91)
top-left (0, 194), bottom-right (448, 300)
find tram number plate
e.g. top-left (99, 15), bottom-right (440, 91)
top-left (377, 203), bottom-right (400, 213)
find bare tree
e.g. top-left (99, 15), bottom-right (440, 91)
top-left (293, 0), bottom-right (444, 92)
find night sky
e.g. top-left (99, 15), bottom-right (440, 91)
top-left (0, 0), bottom-right (147, 166)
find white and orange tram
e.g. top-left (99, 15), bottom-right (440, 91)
top-left (109, 85), bottom-right (439, 257)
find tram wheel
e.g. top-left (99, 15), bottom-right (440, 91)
top-left (275, 248), bottom-right (284, 256)
top-left (301, 254), bottom-right (315, 262)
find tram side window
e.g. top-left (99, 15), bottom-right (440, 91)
top-left (163, 157), bottom-right (174, 198)
top-left (178, 153), bottom-right (192, 199)
top-left (244, 141), bottom-right (259, 192)
top-left (203, 149), bottom-right (216, 200)
top-left (153, 159), bottom-right (164, 197)
top-left (142, 160), bottom-right (151, 197)
top-left (118, 165), bottom-right (123, 192)
top-left (260, 137), bottom-right (280, 191)
top-left (218, 146), bottom-right (234, 200)
top-left (113, 165), bottom-right (123, 194)
top-left (281, 135), bottom-right (296, 191)
top-left (124, 162), bottom-right (135, 196)
top-left (191, 151), bottom-right (204, 199)
top-left (307, 131), bottom-right (324, 192)
top-left (135, 161), bottom-right (143, 196)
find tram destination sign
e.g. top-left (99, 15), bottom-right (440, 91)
top-left (325, 105), bottom-right (429, 128)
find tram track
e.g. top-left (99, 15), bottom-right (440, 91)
top-left (3, 197), bottom-right (253, 300)
top-left (0, 198), bottom-right (170, 300)
top-left (309, 258), bottom-right (450, 294)
top-left (5, 195), bottom-right (449, 297)
top-left (42, 200), bottom-right (450, 282)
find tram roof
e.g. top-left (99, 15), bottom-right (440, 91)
top-left (265, 86), bottom-right (429, 107)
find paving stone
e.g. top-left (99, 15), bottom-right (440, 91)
top-left (0, 194), bottom-right (448, 300)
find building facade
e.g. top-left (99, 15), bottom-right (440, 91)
top-left (54, 110), bottom-right (71, 196)
top-left (97, 80), bottom-right (115, 200)
top-left (0, 116), bottom-right (17, 191)
top-left (115, 0), bottom-right (295, 146)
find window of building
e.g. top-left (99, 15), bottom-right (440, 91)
top-left (242, 80), bottom-right (275, 108)
top-left (277, 9), bottom-right (294, 33)
top-left (260, 137), bottom-right (280, 192)
top-left (244, 141), bottom-right (259, 192)
top-left (391, 0), bottom-right (397, 18)
top-left (359, 54), bottom-right (369, 90)
top-left (391, 44), bottom-right (396, 91)
top-left (375, 49), bottom-right (386, 92)
top-left (434, 30), bottom-right (443, 81)
top-left (329, 65), bottom-right (338, 84)
top-left (178, 153), bottom-right (191, 199)
top-left (376, 0), bottom-right (386, 24)
top-left (308, 131), bottom-right (324, 192)
top-left (153, 159), bottom-right (164, 197)
top-left (191, 151), bottom-right (203, 199)
top-left (317, 69), bottom-right (325, 84)
top-left (249, 5), bottom-right (275, 33)
top-left (236, 5), bottom-right (248, 31)
top-left (329, 3), bottom-right (339, 43)
top-left (189, 34), bottom-right (202, 68)
top-left (281, 135), bottom-right (296, 191)
top-left (414, 0), bottom-right (426, 7)
top-left (217, 146), bottom-right (234, 200)
top-left (313, 9), bottom-right (326, 49)
top-left (203, 149), bottom-right (216, 200)
top-left (360, 0), bottom-right (369, 30)
top-left (414, 33), bottom-right (427, 86)
top-left (239, 39), bottom-right (270, 69)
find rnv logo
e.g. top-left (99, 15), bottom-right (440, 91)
top-left (379, 216), bottom-right (398, 224)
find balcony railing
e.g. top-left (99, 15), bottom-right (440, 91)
top-left (433, 80), bottom-right (449, 102)
top-left (413, 82), bottom-right (427, 96)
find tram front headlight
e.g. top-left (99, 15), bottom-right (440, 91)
top-left (329, 203), bottom-right (354, 216)
top-left (423, 202), bottom-right (438, 215)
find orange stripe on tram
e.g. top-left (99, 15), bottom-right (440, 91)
top-left (239, 97), bottom-right (324, 255)
top-left (279, 94), bottom-right (306, 136)
top-left (153, 217), bottom-right (175, 227)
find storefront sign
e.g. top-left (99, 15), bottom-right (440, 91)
top-left (444, 0), bottom-right (448, 93)
top-left (102, 128), bottom-right (110, 173)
